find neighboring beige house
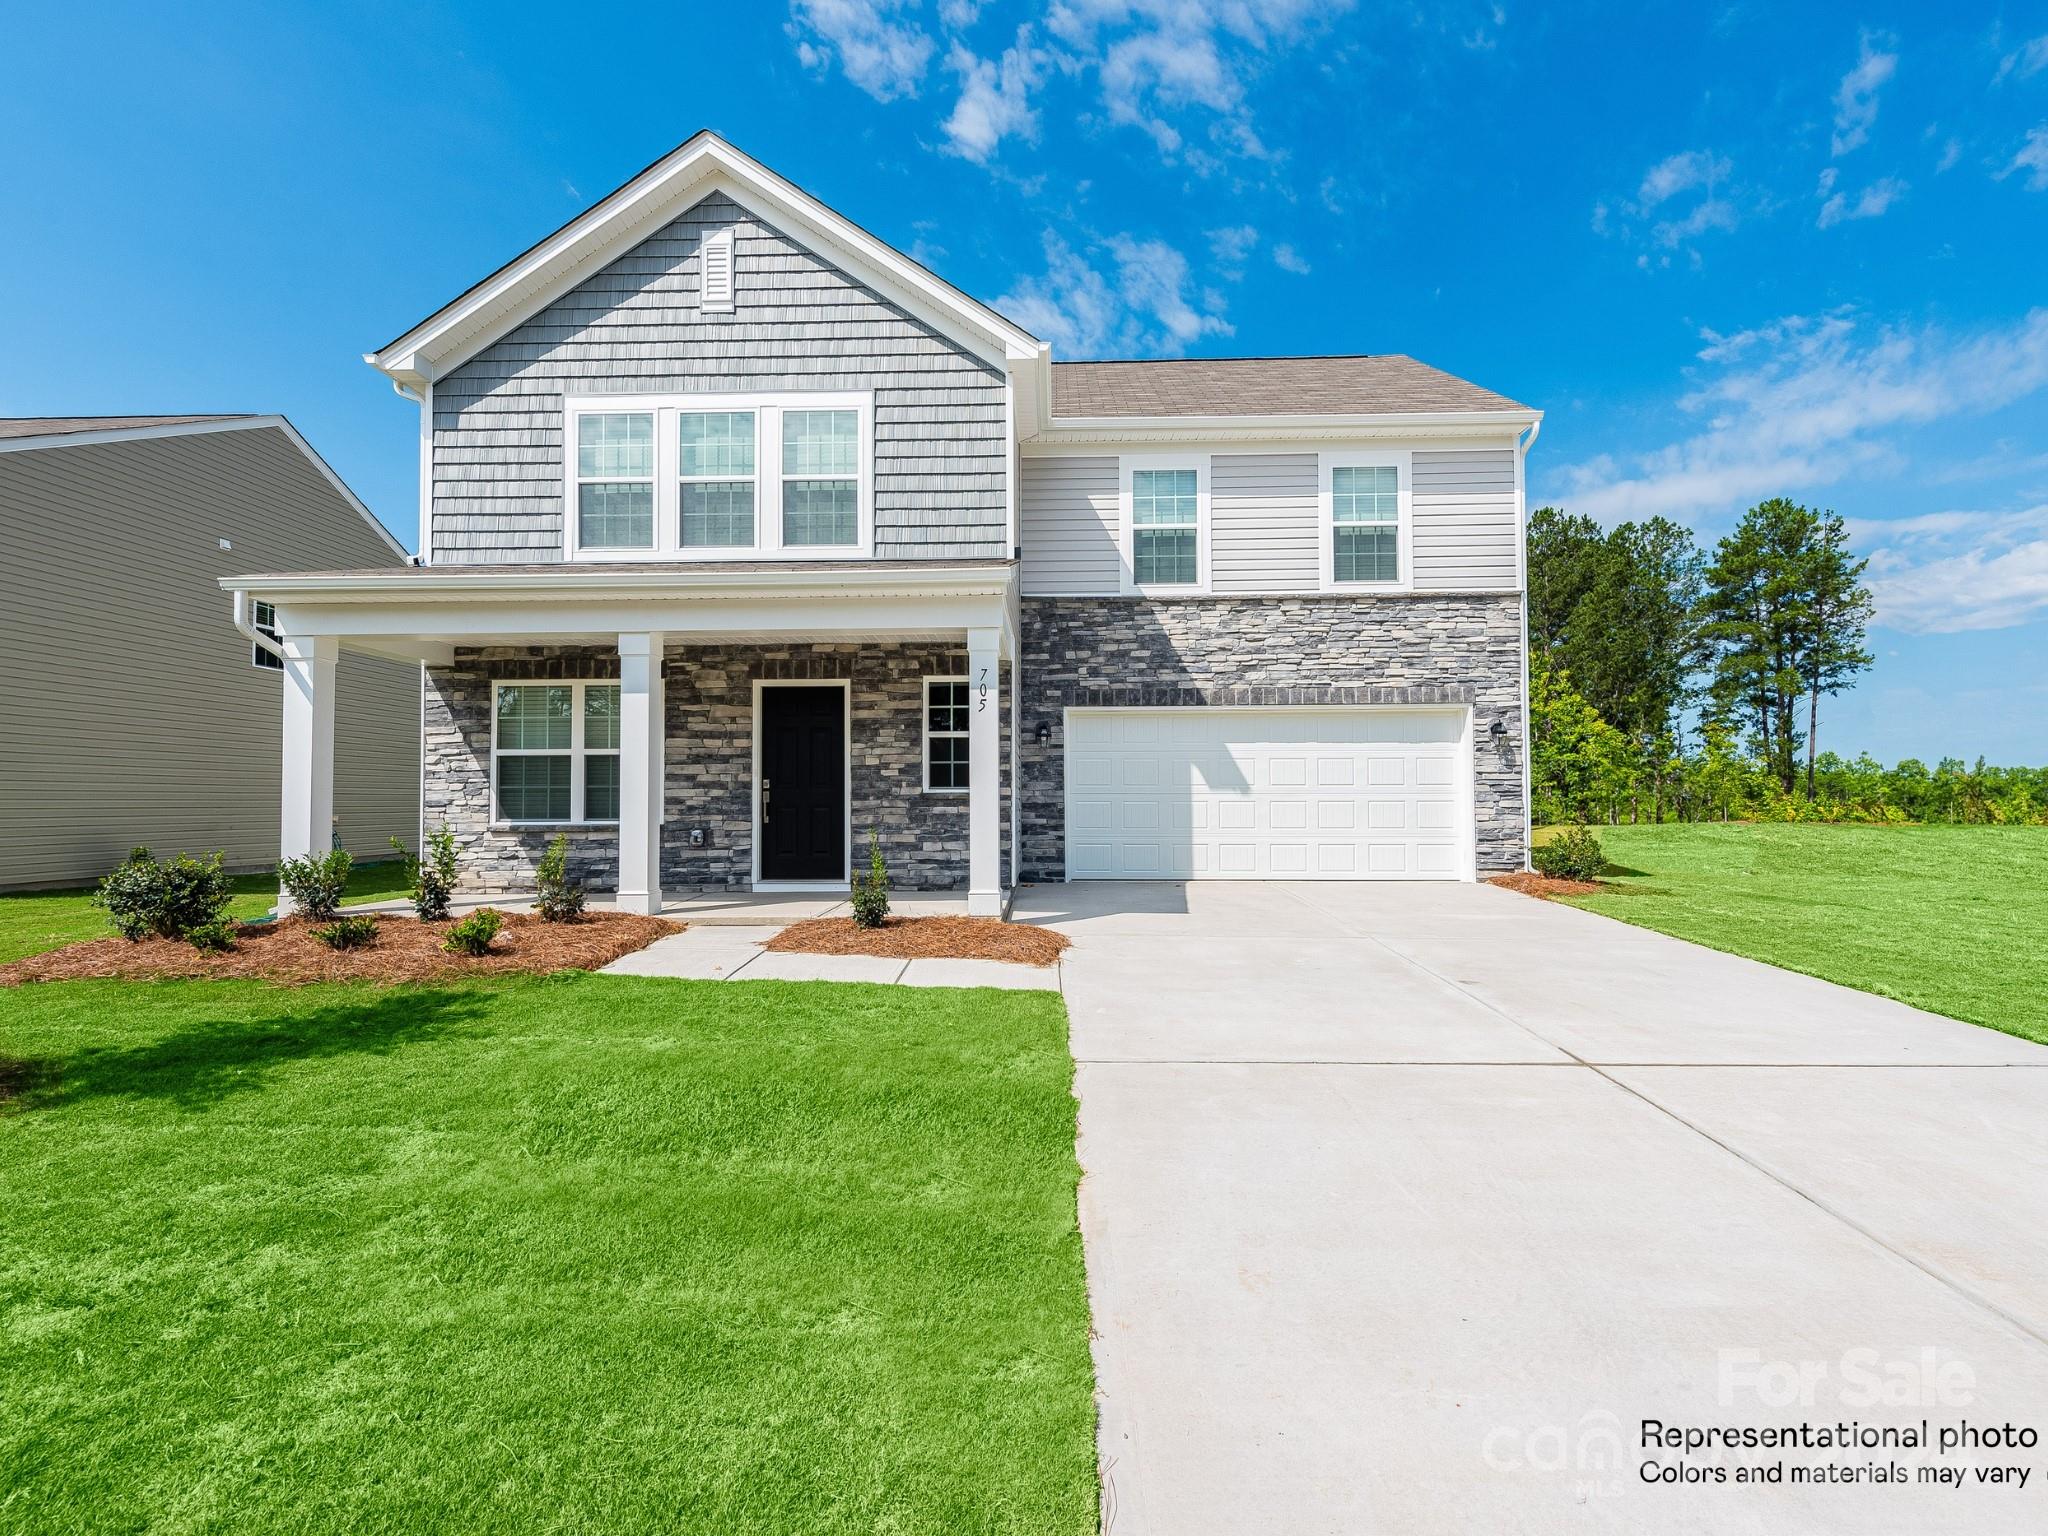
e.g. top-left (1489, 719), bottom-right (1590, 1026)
top-left (0, 416), bottom-right (419, 890)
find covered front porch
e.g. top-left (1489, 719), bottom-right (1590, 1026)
top-left (224, 561), bottom-right (1021, 918)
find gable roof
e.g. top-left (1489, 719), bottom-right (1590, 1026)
top-left (1050, 355), bottom-right (1529, 419)
top-left (0, 414), bottom-right (253, 442)
top-left (369, 131), bottom-right (1047, 393)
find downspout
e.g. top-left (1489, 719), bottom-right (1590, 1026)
top-left (231, 588), bottom-right (287, 665)
top-left (1516, 417), bottom-right (1542, 871)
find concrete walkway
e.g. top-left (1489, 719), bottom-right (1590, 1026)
top-left (599, 924), bottom-right (1058, 990)
top-left (1011, 881), bottom-right (2048, 1535)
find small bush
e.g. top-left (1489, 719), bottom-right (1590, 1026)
top-left (849, 830), bottom-right (891, 929)
top-left (279, 848), bottom-right (353, 922)
top-left (310, 914), bottom-right (379, 951)
top-left (392, 825), bottom-right (458, 921)
top-left (93, 847), bottom-right (234, 942)
top-left (186, 918), bottom-right (238, 954)
top-left (1533, 825), bottom-right (1607, 882)
top-left (443, 908), bottom-right (504, 956)
top-left (534, 832), bottom-right (586, 922)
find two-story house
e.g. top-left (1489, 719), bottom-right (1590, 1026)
top-left (226, 133), bottom-right (1540, 916)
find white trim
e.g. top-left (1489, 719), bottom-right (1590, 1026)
top-left (698, 228), bottom-right (735, 313)
top-left (419, 382), bottom-right (434, 565)
top-left (1118, 452), bottom-right (1211, 596)
top-left (1317, 448), bottom-right (1414, 595)
top-left (489, 679), bottom-right (623, 828)
top-left (562, 390), bottom-right (873, 563)
top-left (223, 561), bottom-right (1013, 601)
top-left (750, 678), bottom-right (853, 888)
top-left (922, 675), bottom-right (970, 794)
top-left (1515, 418), bottom-right (1540, 868)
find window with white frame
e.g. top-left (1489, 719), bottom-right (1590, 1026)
top-left (679, 410), bottom-right (756, 548)
top-left (1131, 467), bottom-right (1199, 585)
top-left (923, 677), bottom-right (969, 791)
top-left (251, 600), bottom-right (283, 670)
top-left (492, 681), bottom-right (621, 824)
top-left (575, 412), bottom-right (656, 550)
top-left (564, 394), bottom-right (869, 559)
top-left (1331, 465), bottom-right (1399, 583)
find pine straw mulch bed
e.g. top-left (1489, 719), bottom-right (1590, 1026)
top-left (0, 910), bottom-right (681, 987)
top-left (1487, 872), bottom-right (1607, 900)
top-left (762, 916), bottom-right (1070, 967)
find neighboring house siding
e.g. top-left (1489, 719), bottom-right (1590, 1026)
top-left (1411, 448), bottom-right (1518, 590)
top-left (431, 193), bottom-right (1008, 564)
top-left (1019, 455), bottom-right (1118, 594)
top-left (1211, 452), bottom-right (1318, 594)
top-left (0, 429), bottom-right (419, 889)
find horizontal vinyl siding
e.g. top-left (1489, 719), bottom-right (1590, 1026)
top-left (1412, 448), bottom-right (1518, 591)
top-left (433, 193), bottom-right (1008, 564)
top-left (0, 430), bottom-right (419, 889)
top-left (1019, 456), bottom-right (1119, 595)
top-left (1211, 453), bottom-right (1317, 594)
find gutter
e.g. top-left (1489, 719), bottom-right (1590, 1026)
top-left (230, 587), bottom-right (287, 665)
top-left (215, 561), bottom-right (1021, 605)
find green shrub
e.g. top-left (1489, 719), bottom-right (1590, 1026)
top-left (310, 914), bottom-right (379, 951)
top-left (443, 908), bottom-right (504, 956)
top-left (849, 830), bottom-right (891, 930)
top-left (278, 848), bottom-right (353, 922)
top-left (1533, 825), bottom-right (1607, 882)
top-left (534, 832), bottom-right (586, 922)
top-left (186, 918), bottom-right (238, 954)
top-left (391, 825), bottom-right (458, 921)
top-left (93, 847), bottom-right (234, 942)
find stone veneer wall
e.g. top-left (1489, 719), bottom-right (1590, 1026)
top-left (423, 643), bottom-right (1010, 894)
top-left (1018, 594), bottom-right (1527, 880)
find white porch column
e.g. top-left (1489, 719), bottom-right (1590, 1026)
top-left (616, 633), bottom-right (667, 915)
top-left (278, 633), bottom-right (338, 915)
top-left (967, 626), bottom-right (1003, 916)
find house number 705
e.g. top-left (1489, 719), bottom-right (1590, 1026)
top-left (976, 665), bottom-right (990, 711)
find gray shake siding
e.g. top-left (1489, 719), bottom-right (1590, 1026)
top-left (430, 193), bottom-right (1007, 563)
top-left (1017, 595), bottom-right (1526, 879)
top-left (423, 643), bottom-right (1010, 892)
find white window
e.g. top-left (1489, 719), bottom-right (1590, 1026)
top-left (491, 681), bottom-right (621, 825)
top-left (699, 228), bottom-right (735, 312)
top-left (574, 412), bottom-right (656, 551)
top-left (923, 677), bottom-right (970, 792)
top-left (251, 600), bottom-right (283, 671)
top-left (1319, 450), bottom-right (1412, 591)
top-left (563, 393), bottom-right (871, 561)
top-left (1119, 455), bottom-right (1209, 593)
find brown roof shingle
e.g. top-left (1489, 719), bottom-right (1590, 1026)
top-left (1049, 355), bottom-right (1528, 418)
top-left (0, 414), bottom-right (253, 442)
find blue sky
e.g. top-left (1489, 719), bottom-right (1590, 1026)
top-left (6, 1), bottom-right (2047, 761)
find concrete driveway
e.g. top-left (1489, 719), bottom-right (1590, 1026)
top-left (1011, 881), bottom-right (2048, 1535)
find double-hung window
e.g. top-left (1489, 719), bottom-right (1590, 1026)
top-left (1123, 459), bottom-right (1205, 590)
top-left (923, 677), bottom-right (970, 792)
top-left (1322, 451), bottom-right (1410, 590)
top-left (251, 600), bottom-right (283, 670)
top-left (564, 393), bottom-right (870, 559)
top-left (493, 681), bottom-right (621, 824)
top-left (574, 413), bottom-right (656, 551)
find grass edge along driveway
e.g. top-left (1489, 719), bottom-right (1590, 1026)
top-left (1, 973), bottom-right (1099, 1535)
top-left (1549, 822), bottom-right (2048, 1047)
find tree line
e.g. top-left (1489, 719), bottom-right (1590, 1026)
top-left (1528, 498), bottom-right (2048, 827)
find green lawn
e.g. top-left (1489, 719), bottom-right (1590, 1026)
top-left (1551, 823), bottom-right (2048, 1046)
top-left (0, 862), bottom-right (413, 965)
top-left (0, 974), bottom-right (1096, 1534)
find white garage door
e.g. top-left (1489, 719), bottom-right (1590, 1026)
top-left (1064, 708), bottom-right (1470, 880)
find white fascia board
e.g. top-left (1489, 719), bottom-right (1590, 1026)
top-left (1026, 408), bottom-right (1542, 451)
top-left (219, 562), bottom-right (1018, 605)
top-left (368, 134), bottom-right (1043, 385)
top-left (0, 414), bottom-right (409, 560)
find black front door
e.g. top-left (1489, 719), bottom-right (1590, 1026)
top-left (759, 685), bottom-right (846, 881)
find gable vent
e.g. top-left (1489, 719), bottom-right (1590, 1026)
top-left (700, 229), bottom-right (735, 313)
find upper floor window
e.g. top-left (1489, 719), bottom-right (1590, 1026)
top-left (1120, 456), bottom-right (1208, 592)
top-left (251, 600), bottom-right (283, 670)
top-left (1320, 451), bottom-right (1411, 591)
top-left (564, 392), bottom-right (871, 562)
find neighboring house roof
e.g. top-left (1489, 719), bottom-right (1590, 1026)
top-left (0, 414), bottom-right (408, 560)
top-left (1050, 355), bottom-right (1530, 418)
top-left (0, 414), bottom-right (253, 442)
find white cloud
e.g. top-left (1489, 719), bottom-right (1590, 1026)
top-left (2000, 126), bottom-right (2048, 191)
top-left (789, 0), bottom-right (934, 101)
top-left (1601, 150), bottom-right (1741, 256)
top-left (940, 28), bottom-right (1044, 162)
top-left (1206, 223), bottom-right (1259, 269)
top-left (996, 229), bottom-right (1233, 356)
top-left (1994, 33), bottom-right (2048, 84)
top-left (1816, 170), bottom-right (1907, 228)
top-left (1936, 135), bottom-right (1962, 173)
top-left (1271, 242), bottom-right (1311, 274)
top-left (1550, 307), bottom-right (2048, 524)
top-left (1862, 505), bottom-right (2048, 633)
top-left (1832, 32), bottom-right (1898, 156)
top-left (1638, 150), bottom-right (1729, 206)
top-left (938, 0), bottom-right (982, 26)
